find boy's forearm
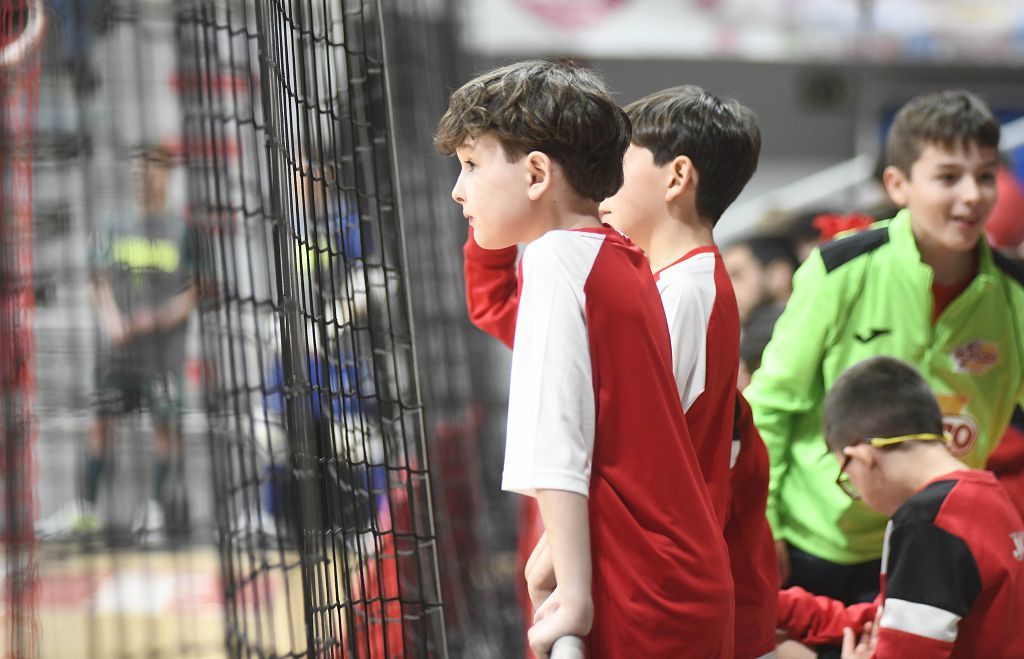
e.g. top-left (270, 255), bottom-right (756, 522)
top-left (463, 227), bottom-right (519, 348)
top-left (535, 489), bottom-right (593, 630)
top-left (778, 586), bottom-right (878, 645)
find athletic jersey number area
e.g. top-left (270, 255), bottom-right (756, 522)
top-left (500, 227), bottom-right (734, 658)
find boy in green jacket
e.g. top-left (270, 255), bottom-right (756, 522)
top-left (746, 90), bottom-right (1024, 618)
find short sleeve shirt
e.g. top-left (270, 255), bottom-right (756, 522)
top-left (501, 227), bottom-right (734, 658)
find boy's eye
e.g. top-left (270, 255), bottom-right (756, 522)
top-left (937, 173), bottom-right (958, 185)
top-left (977, 171), bottom-right (997, 185)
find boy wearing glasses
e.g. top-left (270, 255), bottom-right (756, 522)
top-left (746, 90), bottom-right (1024, 615)
top-left (777, 356), bottom-right (1024, 658)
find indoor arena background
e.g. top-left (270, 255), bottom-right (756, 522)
top-left (2, 1), bottom-right (1023, 658)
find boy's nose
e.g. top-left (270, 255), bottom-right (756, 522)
top-left (960, 176), bottom-right (981, 204)
top-left (451, 179), bottom-right (466, 205)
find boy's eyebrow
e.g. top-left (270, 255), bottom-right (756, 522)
top-left (933, 158), bottom-right (999, 169)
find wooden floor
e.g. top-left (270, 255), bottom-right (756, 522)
top-left (2, 543), bottom-right (311, 658)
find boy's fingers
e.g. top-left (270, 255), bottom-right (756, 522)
top-left (870, 609), bottom-right (883, 644)
top-left (527, 617), bottom-right (556, 659)
top-left (841, 627), bottom-right (855, 657)
top-left (860, 621), bottom-right (872, 648)
top-left (533, 587), bottom-right (560, 623)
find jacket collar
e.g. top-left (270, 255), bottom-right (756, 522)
top-left (888, 208), bottom-right (998, 287)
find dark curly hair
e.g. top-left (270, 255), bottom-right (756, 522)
top-left (435, 59), bottom-right (631, 202)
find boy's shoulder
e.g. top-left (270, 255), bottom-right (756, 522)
top-left (893, 470), bottom-right (1005, 530)
top-left (892, 476), bottom-right (961, 527)
top-left (522, 227), bottom-right (630, 274)
top-left (991, 249), bottom-right (1024, 289)
top-left (525, 227), bottom-right (602, 252)
top-left (656, 250), bottom-right (721, 306)
top-left (657, 247), bottom-right (718, 281)
top-left (818, 221), bottom-right (891, 274)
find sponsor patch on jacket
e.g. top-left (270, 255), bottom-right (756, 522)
top-left (936, 393), bottom-right (979, 457)
top-left (951, 340), bottom-right (999, 375)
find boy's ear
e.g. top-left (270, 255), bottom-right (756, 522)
top-left (525, 151), bottom-right (552, 201)
top-left (845, 443), bottom-right (877, 469)
top-left (882, 165), bottom-right (910, 207)
top-left (666, 155), bottom-right (697, 203)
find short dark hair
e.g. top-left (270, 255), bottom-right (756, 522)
top-left (885, 90), bottom-right (1000, 176)
top-left (626, 85), bottom-right (760, 224)
top-left (824, 356), bottom-right (944, 453)
top-left (729, 234), bottom-right (798, 271)
top-left (434, 59), bottom-right (631, 202)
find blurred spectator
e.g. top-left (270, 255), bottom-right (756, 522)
top-left (986, 165), bottom-right (1024, 258)
top-left (788, 209), bottom-right (878, 263)
top-left (810, 212), bottom-right (875, 243)
top-left (37, 144), bottom-right (195, 544)
top-left (981, 166), bottom-right (1024, 517)
top-left (986, 406), bottom-right (1024, 519)
top-left (738, 302), bottom-right (784, 391)
top-left (49, 0), bottom-right (100, 92)
top-left (723, 234), bottom-right (798, 323)
top-left (788, 209), bottom-right (833, 263)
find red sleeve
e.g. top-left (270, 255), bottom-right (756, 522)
top-left (727, 393), bottom-right (780, 658)
top-left (874, 627), bottom-right (953, 659)
top-left (463, 227), bottom-right (519, 349)
top-left (777, 587), bottom-right (879, 646)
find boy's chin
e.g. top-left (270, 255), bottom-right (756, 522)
top-left (943, 232), bottom-right (985, 253)
top-left (473, 231), bottom-right (515, 251)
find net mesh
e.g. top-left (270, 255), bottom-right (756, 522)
top-left (177, 1), bottom-right (445, 655)
top-left (8, 0), bottom-right (527, 653)
top-left (378, 4), bottom-right (521, 656)
top-left (0, 2), bottom-right (42, 657)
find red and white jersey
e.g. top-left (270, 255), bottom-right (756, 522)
top-left (778, 469), bottom-right (1024, 658)
top-left (654, 246), bottom-right (740, 523)
top-left (501, 227), bottom-right (733, 658)
top-left (656, 248), bottom-right (777, 658)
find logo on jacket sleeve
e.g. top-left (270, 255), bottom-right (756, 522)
top-left (951, 340), bottom-right (1000, 375)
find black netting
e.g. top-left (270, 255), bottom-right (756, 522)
top-left (177, 1), bottom-right (445, 655)
top-left (378, 4), bottom-right (520, 657)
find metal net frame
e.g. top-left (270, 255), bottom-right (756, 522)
top-left (177, 1), bottom-right (446, 655)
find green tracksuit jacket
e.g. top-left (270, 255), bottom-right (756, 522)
top-left (746, 209), bottom-right (1024, 564)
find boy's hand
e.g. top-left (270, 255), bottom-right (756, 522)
top-left (527, 589), bottom-right (592, 659)
top-left (841, 607), bottom-right (881, 659)
top-left (526, 533), bottom-right (555, 609)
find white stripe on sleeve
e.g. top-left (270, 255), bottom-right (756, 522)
top-left (879, 597), bottom-right (961, 643)
top-left (501, 231), bottom-right (601, 499)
